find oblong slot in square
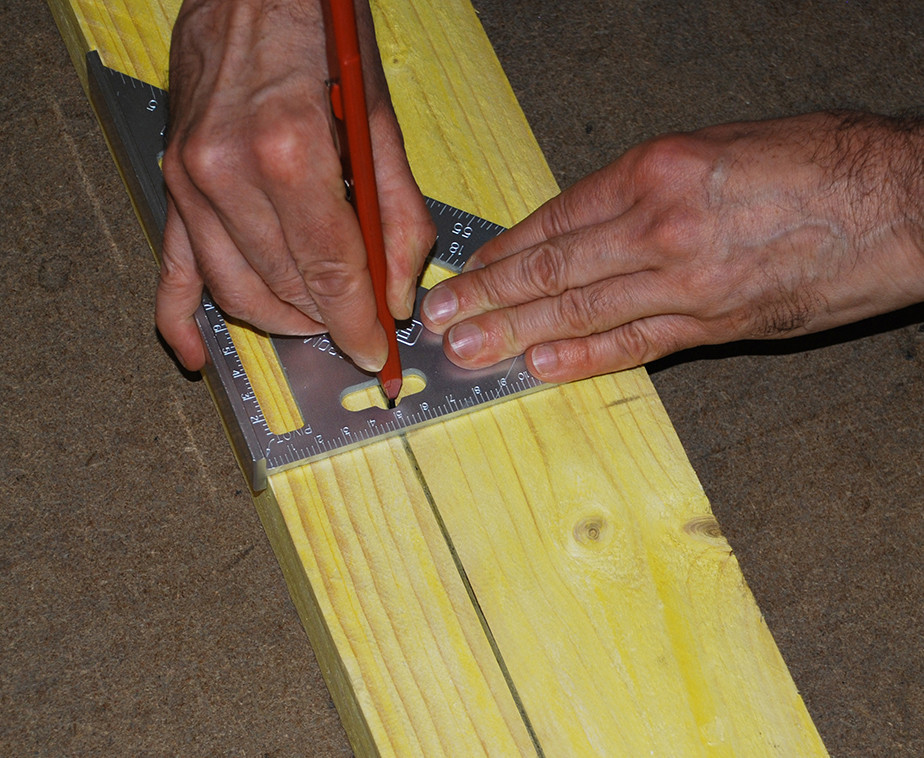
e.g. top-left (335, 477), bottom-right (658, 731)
top-left (340, 370), bottom-right (428, 411)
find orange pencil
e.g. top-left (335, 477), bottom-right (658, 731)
top-left (322, 0), bottom-right (403, 404)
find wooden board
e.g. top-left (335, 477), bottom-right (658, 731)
top-left (47, 0), bottom-right (829, 754)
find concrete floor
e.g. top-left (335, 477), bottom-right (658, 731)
top-left (2, 0), bottom-right (921, 755)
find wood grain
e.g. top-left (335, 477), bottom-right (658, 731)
top-left (47, 0), bottom-right (828, 754)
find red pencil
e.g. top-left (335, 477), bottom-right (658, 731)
top-left (323, 0), bottom-right (403, 404)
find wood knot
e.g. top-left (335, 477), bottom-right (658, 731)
top-left (682, 516), bottom-right (726, 544)
top-left (573, 515), bottom-right (612, 548)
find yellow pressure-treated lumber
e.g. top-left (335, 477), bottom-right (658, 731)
top-left (47, 0), bottom-right (828, 754)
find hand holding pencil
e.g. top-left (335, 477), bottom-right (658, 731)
top-left (158, 0), bottom-right (434, 379)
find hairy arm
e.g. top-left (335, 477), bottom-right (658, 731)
top-left (421, 111), bottom-right (924, 382)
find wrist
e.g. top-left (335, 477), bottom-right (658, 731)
top-left (890, 116), bottom-right (924, 259)
top-left (822, 111), bottom-right (924, 305)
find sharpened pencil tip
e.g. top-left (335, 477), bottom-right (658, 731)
top-left (383, 377), bottom-right (402, 407)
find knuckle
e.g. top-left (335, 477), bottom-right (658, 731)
top-left (520, 243), bottom-right (568, 297)
top-left (174, 133), bottom-right (235, 192)
top-left (386, 213), bottom-right (436, 279)
top-left (211, 286), bottom-right (259, 324)
top-left (554, 286), bottom-right (603, 335)
top-left (301, 260), bottom-right (358, 305)
top-left (157, 254), bottom-right (188, 288)
top-left (647, 206), bottom-right (703, 253)
top-left (267, 267), bottom-right (312, 306)
top-left (614, 320), bottom-right (654, 366)
top-left (632, 135), bottom-right (716, 201)
top-left (460, 267), bottom-right (503, 312)
top-left (635, 133), bottom-right (700, 180)
top-left (536, 191), bottom-right (583, 240)
top-left (250, 109), bottom-right (340, 187)
top-left (160, 143), bottom-right (185, 185)
top-left (250, 121), bottom-right (308, 183)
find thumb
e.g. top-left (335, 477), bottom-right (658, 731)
top-left (156, 209), bottom-right (207, 371)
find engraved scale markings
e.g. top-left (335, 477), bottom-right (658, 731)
top-left (86, 51), bottom-right (547, 491)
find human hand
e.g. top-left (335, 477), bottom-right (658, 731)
top-left (158, 0), bottom-right (434, 372)
top-left (421, 112), bottom-right (924, 383)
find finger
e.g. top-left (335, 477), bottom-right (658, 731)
top-left (166, 172), bottom-right (327, 339)
top-left (524, 314), bottom-right (712, 383)
top-left (440, 269), bottom-right (676, 369)
top-left (371, 108), bottom-right (436, 319)
top-left (381, 181), bottom-right (435, 319)
top-left (173, 95), bottom-right (389, 371)
top-left (217, 116), bottom-right (391, 370)
top-left (156, 200), bottom-right (208, 371)
top-left (422, 208), bottom-right (662, 333)
top-left (272, 182), bottom-right (390, 372)
top-left (466, 159), bottom-right (641, 270)
top-left (173, 105), bottom-right (337, 323)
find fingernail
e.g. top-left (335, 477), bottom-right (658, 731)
top-left (530, 344), bottom-right (558, 377)
top-left (462, 256), bottom-right (484, 272)
top-left (423, 286), bottom-right (458, 324)
top-left (447, 322), bottom-right (483, 359)
top-left (355, 350), bottom-right (386, 373)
